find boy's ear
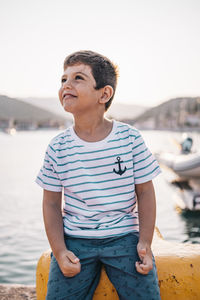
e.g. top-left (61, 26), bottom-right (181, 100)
top-left (99, 85), bottom-right (114, 104)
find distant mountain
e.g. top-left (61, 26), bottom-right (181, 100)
top-left (21, 97), bottom-right (147, 120)
top-left (0, 95), bottom-right (68, 123)
top-left (21, 97), bottom-right (72, 120)
top-left (132, 97), bottom-right (200, 129)
top-left (106, 102), bottom-right (147, 120)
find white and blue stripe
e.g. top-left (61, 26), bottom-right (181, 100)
top-left (36, 120), bottom-right (161, 238)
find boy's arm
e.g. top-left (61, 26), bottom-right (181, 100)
top-left (43, 189), bottom-right (81, 277)
top-left (135, 180), bottom-right (156, 275)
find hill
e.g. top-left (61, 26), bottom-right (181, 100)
top-left (106, 102), bottom-right (147, 120)
top-left (132, 97), bottom-right (200, 129)
top-left (0, 95), bottom-right (68, 129)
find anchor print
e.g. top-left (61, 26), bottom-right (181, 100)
top-left (113, 156), bottom-right (127, 176)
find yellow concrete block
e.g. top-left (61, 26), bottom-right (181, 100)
top-left (152, 228), bottom-right (200, 300)
top-left (36, 249), bottom-right (51, 300)
top-left (36, 229), bottom-right (200, 300)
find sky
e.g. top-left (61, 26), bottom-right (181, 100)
top-left (0, 0), bottom-right (200, 107)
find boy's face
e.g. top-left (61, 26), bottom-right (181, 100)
top-left (59, 63), bottom-right (102, 115)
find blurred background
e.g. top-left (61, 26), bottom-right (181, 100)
top-left (0, 0), bottom-right (200, 285)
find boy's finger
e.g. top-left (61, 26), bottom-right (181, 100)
top-left (135, 262), bottom-right (145, 274)
top-left (67, 251), bottom-right (80, 264)
top-left (135, 261), bottom-right (151, 274)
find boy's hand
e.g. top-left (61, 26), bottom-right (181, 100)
top-left (135, 242), bottom-right (153, 275)
top-left (56, 249), bottom-right (81, 277)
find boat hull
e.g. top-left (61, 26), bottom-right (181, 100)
top-left (158, 151), bottom-right (200, 179)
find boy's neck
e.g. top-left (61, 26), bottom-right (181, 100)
top-left (73, 115), bottom-right (113, 143)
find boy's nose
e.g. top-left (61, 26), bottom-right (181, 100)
top-left (63, 78), bottom-right (73, 88)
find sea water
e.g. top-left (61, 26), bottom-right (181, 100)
top-left (0, 129), bottom-right (199, 284)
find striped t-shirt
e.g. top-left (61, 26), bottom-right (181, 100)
top-left (36, 120), bottom-right (161, 238)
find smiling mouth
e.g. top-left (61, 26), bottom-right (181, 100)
top-left (63, 94), bottom-right (77, 100)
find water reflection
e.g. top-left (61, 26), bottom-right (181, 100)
top-left (180, 211), bottom-right (200, 244)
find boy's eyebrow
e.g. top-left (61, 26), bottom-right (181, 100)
top-left (76, 71), bottom-right (89, 77)
top-left (62, 71), bottom-right (90, 78)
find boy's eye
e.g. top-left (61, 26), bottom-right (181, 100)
top-left (75, 75), bottom-right (84, 80)
top-left (61, 78), bottom-right (66, 83)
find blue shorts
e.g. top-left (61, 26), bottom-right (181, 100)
top-left (46, 232), bottom-right (161, 300)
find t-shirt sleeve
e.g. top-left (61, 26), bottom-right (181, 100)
top-left (132, 131), bottom-right (161, 184)
top-left (35, 144), bottom-right (63, 192)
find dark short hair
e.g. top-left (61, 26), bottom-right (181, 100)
top-left (63, 50), bottom-right (118, 111)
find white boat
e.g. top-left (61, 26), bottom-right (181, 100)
top-left (158, 151), bottom-right (200, 179)
top-left (173, 183), bottom-right (200, 211)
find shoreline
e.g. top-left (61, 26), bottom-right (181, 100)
top-left (0, 284), bottom-right (36, 300)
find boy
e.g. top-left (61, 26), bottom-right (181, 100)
top-left (36, 50), bottom-right (161, 300)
